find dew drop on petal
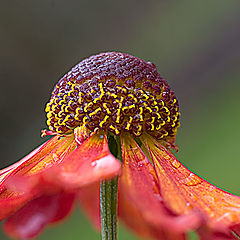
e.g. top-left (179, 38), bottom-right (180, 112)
top-left (137, 159), bottom-right (147, 167)
top-left (52, 153), bottom-right (59, 162)
top-left (171, 159), bottom-right (181, 169)
top-left (204, 195), bottom-right (216, 204)
top-left (216, 212), bottom-right (232, 222)
top-left (179, 173), bottom-right (202, 186)
top-left (91, 161), bottom-right (97, 167)
top-left (154, 193), bottom-right (163, 202)
top-left (186, 202), bottom-right (191, 208)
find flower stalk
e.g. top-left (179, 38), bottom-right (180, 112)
top-left (100, 134), bottom-right (122, 240)
top-left (100, 177), bottom-right (118, 240)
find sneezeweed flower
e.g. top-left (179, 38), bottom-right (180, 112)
top-left (0, 52), bottom-right (240, 240)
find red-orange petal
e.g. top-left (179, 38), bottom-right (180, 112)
top-left (119, 134), bottom-right (195, 238)
top-left (0, 135), bottom-right (76, 220)
top-left (77, 183), bottom-right (100, 229)
top-left (50, 191), bottom-right (76, 223)
top-left (119, 183), bottom-right (186, 240)
top-left (76, 179), bottom-right (186, 240)
top-left (54, 132), bottom-right (121, 188)
top-left (198, 231), bottom-right (238, 240)
top-left (0, 194), bottom-right (33, 221)
top-left (141, 133), bottom-right (240, 238)
top-left (3, 191), bottom-right (75, 239)
top-left (1, 135), bottom-right (75, 182)
top-left (0, 134), bottom-right (75, 189)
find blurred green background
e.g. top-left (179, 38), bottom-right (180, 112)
top-left (0, 0), bottom-right (240, 239)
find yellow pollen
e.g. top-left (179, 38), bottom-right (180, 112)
top-left (109, 124), bottom-right (120, 135)
top-left (67, 90), bottom-right (73, 97)
top-left (46, 78), bottom-right (180, 140)
top-left (142, 94), bottom-right (149, 100)
top-left (151, 117), bottom-right (155, 124)
top-left (84, 102), bottom-right (93, 112)
top-left (83, 116), bottom-right (88, 125)
top-left (155, 113), bottom-right (161, 119)
top-left (78, 92), bottom-right (83, 104)
top-left (89, 107), bottom-right (102, 117)
top-left (99, 115), bottom-right (109, 128)
top-left (125, 116), bottom-right (133, 130)
top-left (63, 95), bottom-right (68, 101)
top-left (103, 103), bottom-right (112, 114)
top-left (146, 107), bottom-right (152, 113)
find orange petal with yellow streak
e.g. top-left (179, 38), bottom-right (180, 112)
top-left (120, 134), bottom-right (198, 235)
top-left (54, 132), bottom-right (121, 188)
top-left (0, 135), bottom-right (75, 220)
top-left (0, 135), bottom-right (75, 182)
top-left (141, 133), bottom-right (240, 237)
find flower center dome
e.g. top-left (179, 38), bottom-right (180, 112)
top-left (45, 52), bottom-right (180, 142)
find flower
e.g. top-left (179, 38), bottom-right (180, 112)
top-left (1, 52), bottom-right (240, 240)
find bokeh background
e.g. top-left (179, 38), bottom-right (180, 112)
top-left (0, 0), bottom-right (240, 239)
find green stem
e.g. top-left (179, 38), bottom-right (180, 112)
top-left (100, 178), bottom-right (118, 240)
top-left (100, 134), bottom-right (122, 240)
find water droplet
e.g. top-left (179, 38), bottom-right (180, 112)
top-left (52, 153), bottom-right (59, 162)
top-left (154, 193), bottom-right (163, 202)
top-left (216, 212), bottom-right (232, 222)
top-left (171, 159), bottom-right (181, 168)
top-left (91, 161), bottom-right (97, 167)
top-left (204, 195), bottom-right (216, 204)
top-left (180, 173), bottom-right (202, 186)
top-left (136, 159), bottom-right (147, 169)
top-left (100, 135), bottom-right (104, 139)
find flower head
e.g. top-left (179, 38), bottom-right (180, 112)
top-left (45, 52), bottom-right (180, 142)
top-left (0, 52), bottom-right (240, 240)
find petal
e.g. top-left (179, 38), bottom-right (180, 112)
top-left (3, 191), bottom-right (75, 239)
top-left (0, 134), bottom-right (75, 189)
top-left (76, 173), bottom-right (186, 240)
top-left (120, 134), bottom-right (164, 219)
top-left (1, 135), bottom-right (74, 182)
top-left (0, 193), bottom-right (33, 221)
top-left (141, 133), bottom-right (240, 237)
top-left (0, 135), bottom-right (75, 220)
top-left (50, 191), bottom-right (76, 223)
top-left (119, 134), bottom-right (195, 237)
top-left (198, 231), bottom-right (238, 240)
top-left (119, 185), bottom-right (186, 240)
top-left (55, 132), bottom-right (121, 188)
top-left (77, 183), bottom-right (100, 229)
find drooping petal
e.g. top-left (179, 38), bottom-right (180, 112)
top-left (77, 183), bottom-right (100, 229)
top-left (198, 229), bottom-right (239, 240)
top-left (0, 193), bottom-right (34, 221)
top-left (3, 191), bottom-right (75, 239)
top-left (54, 132), bottom-right (121, 188)
top-left (141, 133), bottom-right (240, 238)
top-left (0, 135), bottom-right (76, 220)
top-left (119, 183), bottom-right (186, 240)
top-left (1, 135), bottom-right (75, 182)
top-left (50, 191), bottom-right (76, 223)
top-left (119, 134), bottom-right (195, 239)
top-left (0, 134), bottom-right (75, 189)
